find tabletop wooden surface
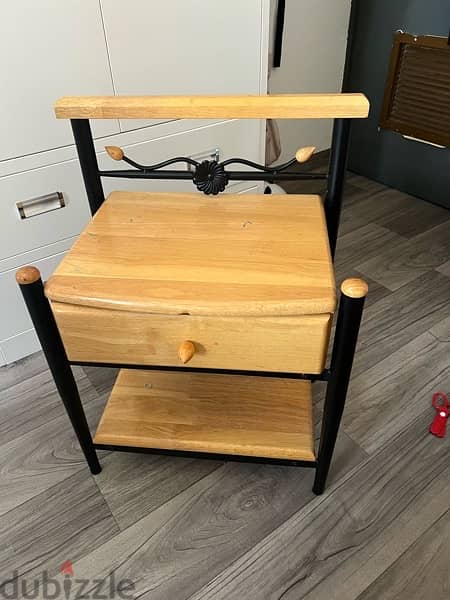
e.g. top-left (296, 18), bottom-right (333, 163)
top-left (46, 192), bottom-right (336, 317)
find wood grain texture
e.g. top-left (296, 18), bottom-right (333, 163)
top-left (48, 433), bottom-right (365, 600)
top-left (0, 352), bottom-right (86, 444)
top-left (351, 270), bottom-right (450, 377)
top-left (55, 94), bottom-right (370, 120)
top-left (358, 509), bottom-right (450, 600)
top-left (356, 223), bottom-right (449, 291)
top-left (300, 464), bottom-right (450, 600)
top-left (335, 223), bottom-right (404, 284)
top-left (0, 385), bottom-right (105, 517)
top-left (0, 350), bottom-right (49, 392)
top-left (375, 190), bottom-right (450, 239)
top-left (51, 302), bottom-right (331, 374)
top-left (436, 259), bottom-right (450, 277)
top-left (94, 369), bottom-right (316, 461)
top-left (45, 192), bottom-right (336, 317)
top-left (189, 413), bottom-right (450, 600)
top-left (94, 453), bottom-right (223, 531)
top-left (429, 314), bottom-right (450, 342)
top-left (344, 329), bottom-right (450, 453)
top-left (0, 470), bottom-right (118, 585)
top-left (340, 185), bottom-right (449, 239)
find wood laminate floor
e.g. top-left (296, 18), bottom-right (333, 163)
top-left (1, 166), bottom-right (449, 599)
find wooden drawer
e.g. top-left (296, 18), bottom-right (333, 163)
top-left (51, 302), bottom-right (332, 374)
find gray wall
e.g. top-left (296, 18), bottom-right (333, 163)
top-left (347, 0), bottom-right (450, 209)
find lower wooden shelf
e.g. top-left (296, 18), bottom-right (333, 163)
top-left (94, 369), bottom-right (316, 462)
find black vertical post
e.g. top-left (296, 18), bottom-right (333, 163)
top-left (341, 0), bottom-right (359, 92)
top-left (16, 266), bottom-right (101, 475)
top-left (71, 119), bottom-right (105, 215)
top-left (324, 119), bottom-right (351, 259)
top-left (313, 278), bottom-right (367, 495)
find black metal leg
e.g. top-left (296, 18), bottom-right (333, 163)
top-left (313, 278), bottom-right (367, 495)
top-left (324, 118), bottom-right (352, 259)
top-left (71, 119), bottom-right (105, 216)
top-left (16, 266), bottom-right (101, 475)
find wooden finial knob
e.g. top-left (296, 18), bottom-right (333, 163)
top-left (16, 265), bottom-right (41, 285)
top-left (178, 340), bottom-right (196, 364)
top-left (295, 146), bottom-right (316, 164)
top-left (341, 278), bottom-right (368, 298)
top-left (105, 146), bottom-right (124, 161)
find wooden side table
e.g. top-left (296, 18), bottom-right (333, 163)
top-left (17, 94), bottom-right (369, 494)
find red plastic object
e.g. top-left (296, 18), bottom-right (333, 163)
top-left (429, 392), bottom-right (449, 438)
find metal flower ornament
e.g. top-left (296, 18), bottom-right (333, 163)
top-left (193, 160), bottom-right (229, 195)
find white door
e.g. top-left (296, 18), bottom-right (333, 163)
top-left (100, 0), bottom-right (267, 132)
top-left (0, 0), bottom-right (119, 161)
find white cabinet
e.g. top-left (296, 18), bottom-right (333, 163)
top-left (0, 1), bottom-right (119, 161)
top-left (100, 0), bottom-right (267, 131)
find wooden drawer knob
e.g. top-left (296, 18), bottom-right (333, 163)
top-left (178, 340), bottom-right (196, 364)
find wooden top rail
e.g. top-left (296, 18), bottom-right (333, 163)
top-left (55, 94), bottom-right (369, 120)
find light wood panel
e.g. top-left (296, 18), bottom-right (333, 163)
top-left (94, 369), bottom-right (315, 461)
top-left (55, 94), bottom-right (369, 120)
top-left (45, 192), bottom-right (336, 317)
top-left (51, 302), bottom-right (331, 374)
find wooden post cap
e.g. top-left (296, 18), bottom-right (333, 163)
top-left (295, 146), bottom-right (316, 163)
top-left (105, 146), bottom-right (124, 161)
top-left (16, 265), bottom-right (41, 285)
top-left (178, 340), bottom-right (196, 364)
top-left (340, 278), bottom-right (369, 298)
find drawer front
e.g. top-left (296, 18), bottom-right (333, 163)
top-left (51, 303), bottom-right (332, 374)
top-left (0, 160), bottom-right (90, 260)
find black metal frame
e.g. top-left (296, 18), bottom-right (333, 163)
top-left (17, 114), bottom-right (364, 495)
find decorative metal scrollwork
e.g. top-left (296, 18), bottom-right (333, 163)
top-left (102, 145), bottom-right (326, 195)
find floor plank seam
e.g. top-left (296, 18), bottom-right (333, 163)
top-left (97, 459), bottom-right (226, 534)
top-left (353, 508), bottom-right (450, 600)
top-left (189, 455), bottom-right (375, 599)
top-left (189, 418), bottom-right (449, 600)
top-left (89, 471), bottom-right (123, 533)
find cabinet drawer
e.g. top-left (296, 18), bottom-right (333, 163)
top-left (0, 160), bottom-right (90, 260)
top-left (51, 303), bottom-right (332, 374)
